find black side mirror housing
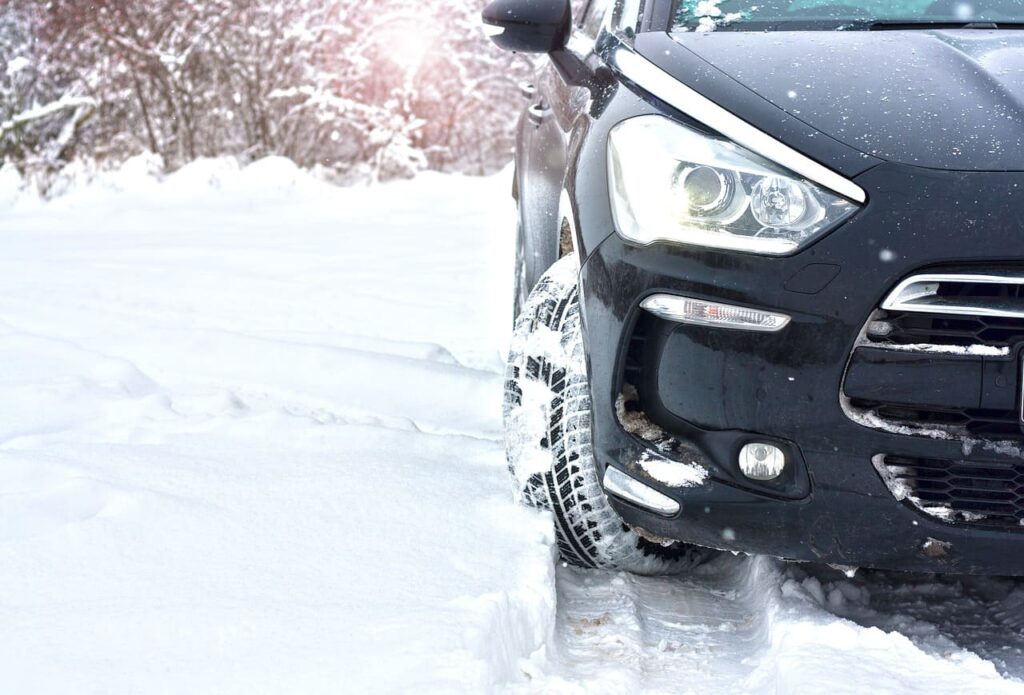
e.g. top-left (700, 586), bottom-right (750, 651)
top-left (481, 0), bottom-right (572, 54)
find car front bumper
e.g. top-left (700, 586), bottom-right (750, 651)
top-left (579, 160), bottom-right (1024, 574)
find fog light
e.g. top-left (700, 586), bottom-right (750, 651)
top-left (603, 466), bottom-right (680, 516)
top-left (738, 443), bottom-right (786, 480)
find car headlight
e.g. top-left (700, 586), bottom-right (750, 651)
top-left (607, 115), bottom-right (860, 255)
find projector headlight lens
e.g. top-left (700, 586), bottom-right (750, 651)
top-left (608, 115), bottom-right (859, 255)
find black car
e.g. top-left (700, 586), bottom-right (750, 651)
top-left (484, 0), bottom-right (1024, 575)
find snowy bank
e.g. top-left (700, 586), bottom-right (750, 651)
top-left (0, 158), bottom-right (558, 692)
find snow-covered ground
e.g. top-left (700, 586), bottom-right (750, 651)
top-left (2, 160), bottom-right (1024, 693)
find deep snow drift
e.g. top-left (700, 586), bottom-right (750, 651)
top-left (0, 159), bottom-right (554, 692)
top-left (1, 159), bottom-right (1023, 693)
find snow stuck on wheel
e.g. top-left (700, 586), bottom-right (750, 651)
top-left (2, 161), bottom-right (1024, 692)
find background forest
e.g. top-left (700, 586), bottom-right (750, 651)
top-left (0, 0), bottom-right (538, 191)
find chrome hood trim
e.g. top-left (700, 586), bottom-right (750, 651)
top-left (611, 47), bottom-right (867, 205)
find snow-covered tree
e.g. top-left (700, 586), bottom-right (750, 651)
top-left (0, 0), bottom-right (535, 183)
top-left (1, 2), bottom-right (95, 184)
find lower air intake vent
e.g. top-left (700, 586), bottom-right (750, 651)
top-left (875, 454), bottom-right (1024, 530)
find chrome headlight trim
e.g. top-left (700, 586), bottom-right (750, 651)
top-left (611, 47), bottom-right (867, 205)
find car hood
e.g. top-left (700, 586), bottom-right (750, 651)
top-left (667, 29), bottom-right (1024, 171)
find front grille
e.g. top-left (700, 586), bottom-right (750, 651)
top-left (851, 401), bottom-right (1022, 440)
top-left (844, 271), bottom-right (1024, 443)
top-left (877, 454), bottom-right (1024, 529)
top-left (867, 310), bottom-right (1024, 348)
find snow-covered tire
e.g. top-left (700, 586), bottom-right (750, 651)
top-left (503, 255), bottom-right (694, 574)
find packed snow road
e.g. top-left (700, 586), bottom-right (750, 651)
top-left (1, 160), bottom-right (1024, 693)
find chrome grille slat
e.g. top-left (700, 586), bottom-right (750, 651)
top-left (883, 273), bottom-right (1024, 319)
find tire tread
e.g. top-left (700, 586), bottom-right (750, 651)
top-left (503, 256), bottom-right (694, 574)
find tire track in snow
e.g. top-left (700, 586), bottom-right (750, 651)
top-left (529, 555), bottom-right (777, 693)
top-left (526, 555), bottom-right (1024, 693)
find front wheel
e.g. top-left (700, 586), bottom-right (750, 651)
top-left (502, 255), bottom-right (694, 574)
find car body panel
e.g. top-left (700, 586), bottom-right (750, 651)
top-left (514, 62), bottom-right (568, 293)
top-left (667, 29), bottom-right (1024, 171)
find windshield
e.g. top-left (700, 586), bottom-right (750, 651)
top-left (672, 0), bottom-right (1024, 31)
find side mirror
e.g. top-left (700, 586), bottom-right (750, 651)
top-left (481, 0), bottom-right (572, 54)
